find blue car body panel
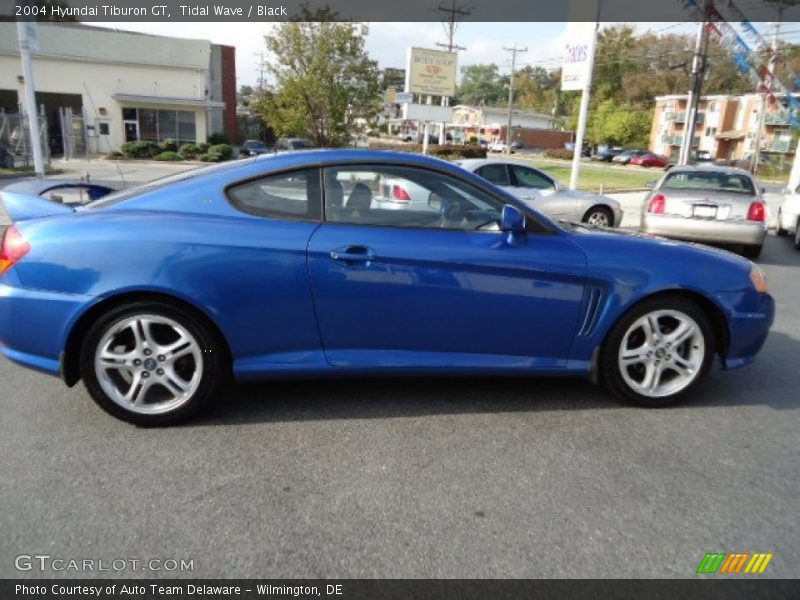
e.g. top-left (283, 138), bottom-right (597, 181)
top-left (0, 150), bottom-right (774, 385)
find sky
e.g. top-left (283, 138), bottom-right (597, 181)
top-left (94, 21), bottom-right (696, 89)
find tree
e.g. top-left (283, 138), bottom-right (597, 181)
top-left (456, 64), bottom-right (508, 106)
top-left (253, 7), bottom-right (381, 147)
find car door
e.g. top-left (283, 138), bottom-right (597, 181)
top-left (307, 164), bottom-right (588, 370)
top-left (507, 164), bottom-right (577, 221)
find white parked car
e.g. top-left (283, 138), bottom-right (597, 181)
top-left (777, 184), bottom-right (800, 249)
top-left (487, 141), bottom-right (510, 153)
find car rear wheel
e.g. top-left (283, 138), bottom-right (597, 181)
top-left (776, 210), bottom-right (787, 236)
top-left (600, 296), bottom-right (714, 407)
top-left (582, 206), bottom-right (613, 228)
top-left (80, 301), bottom-right (225, 425)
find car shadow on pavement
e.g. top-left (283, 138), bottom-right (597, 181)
top-left (195, 329), bottom-right (800, 426)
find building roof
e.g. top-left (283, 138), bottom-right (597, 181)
top-left (0, 22), bottom-right (212, 71)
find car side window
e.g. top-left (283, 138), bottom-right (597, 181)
top-left (227, 168), bottom-right (321, 220)
top-left (511, 165), bottom-right (554, 190)
top-left (323, 165), bottom-right (506, 232)
top-left (476, 164), bottom-right (511, 186)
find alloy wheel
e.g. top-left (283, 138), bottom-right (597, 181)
top-left (617, 309), bottom-right (705, 398)
top-left (94, 314), bottom-right (203, 415)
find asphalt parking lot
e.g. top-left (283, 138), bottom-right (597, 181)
top-left (1, 181), bottom-right (799, 579)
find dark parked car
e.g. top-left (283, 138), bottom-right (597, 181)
top-left (238, 140), bottom-right (270, 157)
top-left (590, 147), bottom-right (625, 162)
top-left (0, 150), bottom-right (774, 425)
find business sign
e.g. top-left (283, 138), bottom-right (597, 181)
top-left (561, 22), bottom-right (597, 91)
top-left (407, 47), bottom-right (457, 97)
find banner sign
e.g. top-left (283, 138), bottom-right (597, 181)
top-left (561, 22), bottom-right (597, 91)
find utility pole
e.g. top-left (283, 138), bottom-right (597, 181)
top-left (679, 8), bottom-right (710, 166)
top-left (750, 18), bottom-right (782, 174)
top-left (254, 52), bottom-right (267, 92)
top-left (16, 18), bottom-right (45, 178)
top-left (503, 43), bottom-right (527, 154)
top-left (436, 0), bottom-right (468, 108)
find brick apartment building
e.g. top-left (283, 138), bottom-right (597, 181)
top-left (650, 93), bottom-right (797, 163)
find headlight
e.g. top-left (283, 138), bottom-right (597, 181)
top-left (750, 265), bottom-right (769, 293)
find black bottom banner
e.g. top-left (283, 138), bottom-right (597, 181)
top-left (3, 579), bottom-right (799, 600)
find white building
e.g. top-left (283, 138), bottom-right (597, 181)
top-left (0, 22), bottom-right (237, 157)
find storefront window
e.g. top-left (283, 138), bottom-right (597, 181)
top-left (120, 107), bottom-right (196, 144)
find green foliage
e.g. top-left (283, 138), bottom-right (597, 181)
top-left (120, 140), bottom-right (159, 159)
top-left (207, 144), bottom-right (234, 161)
top-left (253, 7), bottom-right (381, 147)
top-left (585, 100), bottom-right (652, 148)
top-left (456, 64), bottom-right (509, 106)
top-left (197, 153), bottom-right (214, 162)
top-left (208, 133), bottom-right (230, 145)
top-left (159, 138), bottom-right (178, 153)
top-left (198, 143), bottom-right (210, 154)
top-left (153, 151), bottom-right (183, 161)
top-left (543, 149), bottom-right (574, 160)
top-left (178, 144), bottom-right (201, 159)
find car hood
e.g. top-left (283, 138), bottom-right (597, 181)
top-left (564, 222), bottom-right (753, 276)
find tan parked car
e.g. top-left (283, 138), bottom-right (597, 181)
top-left (640, 165), bottom-right (768, 259)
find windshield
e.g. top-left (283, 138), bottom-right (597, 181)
top-left (662, 171), bottom-right (755, 194)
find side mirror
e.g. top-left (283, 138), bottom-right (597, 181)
top-left (645, 181), bottom-right (656, 189)
top-left (428, 193), bottom-right (442, 211)
top-left (501, 204), bottom-right (526, 233)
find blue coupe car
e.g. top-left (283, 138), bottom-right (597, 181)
top-left (0, 150), bottom-right (774, 425)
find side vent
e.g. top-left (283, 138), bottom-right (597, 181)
top-left (577, 285), bottom-right (605, 337)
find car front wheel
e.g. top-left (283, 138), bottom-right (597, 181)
top-left (80, 301), bottom-right (225, 425)
top-left (600, 296), bottom-right (714, 407)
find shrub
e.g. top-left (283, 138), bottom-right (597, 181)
top-left (159, 138), bottom-right (178, 153)
top-left (543, 148), bottom-right (574, 160)
top-left (154, 151), bottom-right (183, 161)
top-left (120, 140), bottom-right (159, 159)
top-left (105, 151), bottom-right (124, 159)
top-left (179, 143), bottom-right (201, 159)
top-left (468, 136), bottom-right (478, 144)
top-left (207, 143), bottom-right (233, 161)
top-left (198, 142), bottom-right (210, 153)
top-left (197, 153), bottom-right (215, 162)
top-left (208, 132), bottom-right (230, 145)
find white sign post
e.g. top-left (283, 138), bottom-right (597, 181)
top-left (562, 21), bottom-right (598, 190)
top-left (17, 19), bottom-right (45, 178)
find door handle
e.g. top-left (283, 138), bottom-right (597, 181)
top-left (330, 245), bottom-right (376, 262)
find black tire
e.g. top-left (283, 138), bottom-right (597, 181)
top-left (582, 205), bottom-right (614, 228)
top-left (79, 301), bottom-right (226, 426)
top-left (599, 295), bottom-right (715, 408)
top-left (795, 219), bottom-right (800, 250)
top-left (776, 211), bottom-right (787, 237)
top-left (742, 244), bottom-right (763, 259)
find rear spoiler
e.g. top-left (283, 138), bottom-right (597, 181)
top-left (0, 191), bottom-right (75, 223)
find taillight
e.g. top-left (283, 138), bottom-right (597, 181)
top-left (0, 226), bottom-right (30, 275)
top-left (747, 201), bottom-right (766, 222)
top-left (648, 194), bottom-right (666, 214)
top-left (392, 185), bottom-right (411, 201)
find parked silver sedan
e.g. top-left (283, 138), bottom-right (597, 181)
top-left (455, 159), bottom-right (623, 227)
top-left (640, 165), bottom-right (768, 259)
